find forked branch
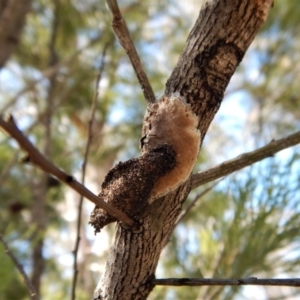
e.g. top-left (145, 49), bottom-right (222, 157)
top-left (0, 115), bottom-right (134, 227)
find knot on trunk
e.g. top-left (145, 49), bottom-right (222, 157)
top-left (89, 144), bottom-right (176, 233)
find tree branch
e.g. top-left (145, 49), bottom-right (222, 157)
top-left (94, 1), bottom-right (275, 298)
top-left (106, 0), bottom-right (156, 104)
top-left (165, 0), bottom-right (274, 140)
top-left (71, 43), bottom-right (109, 300)
top-left (0, 234), bottom-right (40, 300)
top-left (0, 115), bottom-right (134, 227)
top-left (153, 277), bottom-right (300, 287)
top-left (0, 0), bottom-right (32, 67)
top-left (191, 131), bottom-right (300, 189)
top-left (175, 182), bottom-right (220, 225)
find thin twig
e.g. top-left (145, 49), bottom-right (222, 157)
top-left (71, 43), bottom-right (109, 300)
top-left (191, 131), bottom-right (300, 189)
top-left (153, 277), bottom-right (300, 287)
top-left (106, 0), bottom-right (156, 103)
top-left (0, 115), bottom-right (134, 226)
top-left (175, 181), bottom-right (220, 225)
top-left (0, 234), bottom-right (40, 300)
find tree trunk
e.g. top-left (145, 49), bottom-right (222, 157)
top-left (0, 0), bottom-right (31, 68)
top-left (94, 1), bottom-right (273, 299)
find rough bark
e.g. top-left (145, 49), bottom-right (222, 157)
top-left (94, 182), bottom-right (191, 300)
top-left (166, 0), bottom-right (272, 140)
top-left (90, 144), bottom-right (177, 232)
top-left (0, 0), bottom-right (32, 68)
top-left (94, 1), bottom-right (273, 299)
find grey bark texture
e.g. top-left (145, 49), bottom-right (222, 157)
top-left (93, 1), bottom-right (273, 299)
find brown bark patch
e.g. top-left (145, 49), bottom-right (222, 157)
top-left (90, 144), bottom-right (177, 233)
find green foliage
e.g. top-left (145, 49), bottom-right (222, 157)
top-left (0, 243), bottom-right (29, 300)
top-left (1, 0), bottom-right (300, 299)
top-left (0, 0), bottom-right (184, 298)
top-left (240, 0), bottom-right (300, 135)
top-left (154, 154), bottom-right (300, 300)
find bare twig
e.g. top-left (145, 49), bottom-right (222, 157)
top-left (175, 181), bottom-right (220, 225)
top-left (153, 277), bottom-right (300, 287)
top-left (0, 115), bottom-right (134, 226)
top-left (106, 0), bottom-right (156, 103)
top-left (191, 131), bottom-right (300, 189)
top-left (0, 234), bottom-right (40, 300)
top-left (71, 43), bottom-right (109, 300)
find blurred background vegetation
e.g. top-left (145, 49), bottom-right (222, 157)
top-left (0, 0), bottom-right (300, 299)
